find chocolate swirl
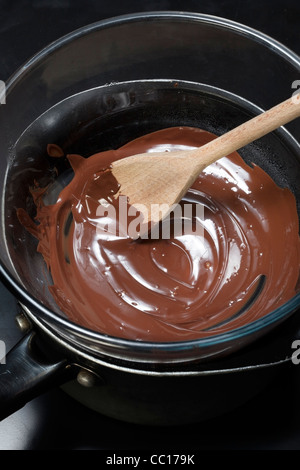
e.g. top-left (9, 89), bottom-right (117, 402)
top-left (17, 127), bottom-right (300, 341)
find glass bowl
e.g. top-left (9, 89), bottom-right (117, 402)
top-left (0, 11), bottom-right (299, 366)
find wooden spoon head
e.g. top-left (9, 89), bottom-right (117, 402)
top-left (111, 150), bottom-right (200, 238)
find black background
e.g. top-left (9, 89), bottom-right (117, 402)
top-left (0, 0), bottom-right (299, 451)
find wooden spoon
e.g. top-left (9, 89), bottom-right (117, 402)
top-left (111, 94), bottom-right (300, 236)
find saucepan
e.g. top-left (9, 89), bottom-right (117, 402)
top-left (0, 12), bottom-right (300, 425)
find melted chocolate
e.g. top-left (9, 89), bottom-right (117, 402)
top-left (17, 127), bottom-right (300, 341)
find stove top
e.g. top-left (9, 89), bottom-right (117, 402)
top-left (0, 0), bottom-right (300, 451)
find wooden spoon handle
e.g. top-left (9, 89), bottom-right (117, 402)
top-left (189, 94), bottom-right (300, 171)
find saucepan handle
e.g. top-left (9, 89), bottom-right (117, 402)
top-left (0, 330), bottom-right (75, 421)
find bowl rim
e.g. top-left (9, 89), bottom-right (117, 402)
top-left (5, 10), bottom-right (300, 93)
top-left (1, 10), bottom-right (300, 355)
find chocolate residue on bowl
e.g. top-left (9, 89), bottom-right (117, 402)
top-left (17, 127), bottom-right (300, 341)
